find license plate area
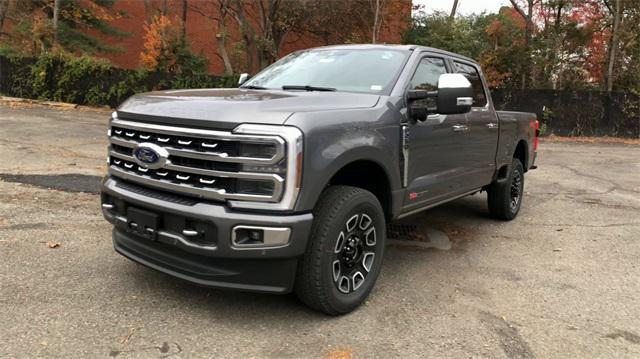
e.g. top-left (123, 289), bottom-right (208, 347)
top-left (127, 207), bottom-right (160, 240)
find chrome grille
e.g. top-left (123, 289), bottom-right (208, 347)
top-left (108, 117), bottom-right (288, 203)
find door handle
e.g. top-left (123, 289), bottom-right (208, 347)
top-left (452, 124), bottom-right (469, 132)
top-left (486, 122), bottom-right (499, 129)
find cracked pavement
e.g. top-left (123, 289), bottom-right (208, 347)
top-left (1, 104), bottom-right (639, 358)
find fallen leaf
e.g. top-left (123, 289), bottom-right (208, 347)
top-left (326, 348), bottom-right (353, 359)
top-left (121, 327), bottom-right (138, 344)
top-left (553, 248), bottom-right (562, 252)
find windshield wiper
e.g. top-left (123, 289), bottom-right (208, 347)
top-left (282, 85), bottom-right (336, 92)
top-left (241, 85), bottom-right (267, 90)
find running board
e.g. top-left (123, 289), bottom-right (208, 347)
top-left (396, 189), bottom-right (481, 219)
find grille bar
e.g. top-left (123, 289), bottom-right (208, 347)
top-left (109, 166), bottom-right (276, 202)
top-left (111, 119), bottom-right (285, 165)
top-left (109, 150), bottom-right (283, 184)
top-left (110, 136), bottom-right (231, 161)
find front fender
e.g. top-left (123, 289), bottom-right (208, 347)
top-left (285, 105), bottom-right (402, 213)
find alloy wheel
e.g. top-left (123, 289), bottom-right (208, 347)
top-left (510, 168), bottom-right (523, 211)
top-left (332, 213), bottom-right (377, 294)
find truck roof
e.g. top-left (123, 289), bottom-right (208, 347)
top-left (306, 44), bottom-right (479, 66)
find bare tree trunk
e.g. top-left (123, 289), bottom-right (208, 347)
top-left (510, 0), bottom-right (536, 90)
top-left (0, 0), bottom-right (10, 33)
top-left (370, 0), bottom-right (387, 44)
top-left (229, 0), bottom-right (255, 72)
top-left (449, 0), bottom-right (459, 20)
top-left (605, 0), bottom-right (621, 93)
top-left (53, 0), bottom-right (60, 46)
top-left (189, 0), bottom-right (234, 74)
top-left (181, 0), bottom-right (188, 42)
top-left (217, 1), bottom-right (233, 75)
top-left (143, 0), bottom-right (153, 18)
top-left (217, 35), bottom-right (233, 75)
top-left (372, 0), bottom-right (379, 43)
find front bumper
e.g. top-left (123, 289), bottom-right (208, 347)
top-left (101, 177), bottom-right (313, 293)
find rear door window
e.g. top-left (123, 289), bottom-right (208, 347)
top-left (453, 61), bottom-right (487, 107)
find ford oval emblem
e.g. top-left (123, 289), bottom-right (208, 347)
top-left (133, 143), bottom-right (169, 169)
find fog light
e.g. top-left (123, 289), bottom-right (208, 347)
top-left (234, 228), bottom-right (264, 246)
top-left (232, 226), bottom-right (291, 248)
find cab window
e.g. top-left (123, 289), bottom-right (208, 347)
top-left (410, 57), bottom-right (447, 91)
top-left (409, 57), bottom-right (447, 108)
top-left (453, 61), bottom-right (487, 107)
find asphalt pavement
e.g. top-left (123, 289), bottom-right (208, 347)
top-left (1, 104), bottom-right (639, 358)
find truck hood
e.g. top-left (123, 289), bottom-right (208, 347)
top-left (117, 89), bottom-right (381, 130)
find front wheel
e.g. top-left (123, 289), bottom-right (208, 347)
top-left (488, 158), bottom-right (525, 220)
top-left (295, 186), bottom-right (386, 315)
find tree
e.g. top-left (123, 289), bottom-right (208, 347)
top-left (604, 0), bottom-right (621, 93)
top-left (482, 6), bottom-right (528, 88)
top-left (304, 0), bottom-right (371, 45)
top-left (370, 0), bottom-right (386, 43)
top-left (509, 0), bottom-right (541, 89)
top-left (139, 14), bottom-right (175, 70)
top-left (189, 0), bottom-right (234, 75)
top-left (52, 0), bottom-right (60, 45)
top-left (404, 10), bottom-right (496, 59)
top-left (449, 0), bottom-right (459, 20)
top-left (180, 0), bottom-right (187, 42)
top-left (0, 0), bottom-right (127, 55)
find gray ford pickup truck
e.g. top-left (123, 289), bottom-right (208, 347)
top-left (101, 44), bottom-right (538, 315)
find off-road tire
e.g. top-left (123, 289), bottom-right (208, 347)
top-left (488, 158), bottom-right (525, 220)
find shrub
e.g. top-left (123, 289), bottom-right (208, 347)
top-left (0, 52), bottom-right (237, 108)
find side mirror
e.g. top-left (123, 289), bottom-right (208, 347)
top-left (406, 89), bottom-right (435, 120)
top-left (238, 73), bottom-right (250, 86)
top-left (436, 73), bottom-right (473, 114)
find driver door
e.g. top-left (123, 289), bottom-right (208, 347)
top-left (402, 55), bottom-right (471, 210)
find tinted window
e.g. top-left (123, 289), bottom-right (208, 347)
top-left (409, 57), bottom-right (447, 109)
top-left (454, 61), bottom-right (487, 107)
top-left (410, 57), bottom-right (447, 91)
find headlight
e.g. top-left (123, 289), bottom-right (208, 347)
top-left (241, 161), bottom-right (287, 174)
top-left (230, 124), bottom-right (303, 211)
top-left (238, 142), bottom-right (277, 159)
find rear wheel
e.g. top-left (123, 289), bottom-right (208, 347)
top-left (295, 186), bottom-right (386, 315)
top-left (488, 158), bottom-right (524, 220)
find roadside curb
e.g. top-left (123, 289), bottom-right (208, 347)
top-left (0, 96), bottom-right (112, 113)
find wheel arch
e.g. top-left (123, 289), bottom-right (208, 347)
top-left (514, 139), bottom-right (528, 170)
top-left (295, 147), bottom-right (399, 219)
top-left (494, 139), bottom-right (529, 182)
top-left (328, 159), bottom-right (393, 220)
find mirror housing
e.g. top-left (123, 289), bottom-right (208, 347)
top-left (406, 89), bottom-right (435, 121)
top-left (406, 89), bottom-right (431, 101)
top-left (436, 73), bottom-right (473, 114)
top-left (238, 73), bottom-right (250, 86)
top-left (406, 73), bottom-right (473, 121)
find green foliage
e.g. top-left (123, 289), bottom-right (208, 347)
top-left (0, 52), bottom-right (235, 108)
top-left (0, 0), bottom-right (128, 56)
top-left (168, 44), bottom-right (216, 89)
top-left (29, 52), bottom-right (112, 105)
top-left (403, 10), bottom-right (496, 60)
top-left (540, 106), bottom-right (554, 136)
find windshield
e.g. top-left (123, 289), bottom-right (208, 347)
top-left (243, 49), bottom-right (410, 95)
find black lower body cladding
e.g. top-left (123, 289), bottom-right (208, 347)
top-left (101, 177), bottom-right (313, 294)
